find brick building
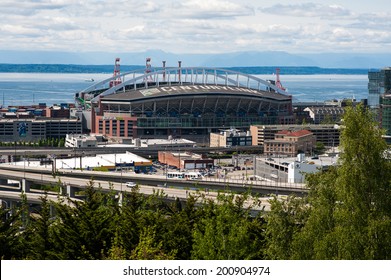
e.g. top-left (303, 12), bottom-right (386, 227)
top-left (264, 129), bottom-right (316, 156)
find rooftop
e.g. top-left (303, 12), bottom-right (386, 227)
top-left (101, 84), bottom-right (290, 103)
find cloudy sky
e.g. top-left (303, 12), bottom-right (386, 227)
top-left (1, 0), bottom-right (390, 54)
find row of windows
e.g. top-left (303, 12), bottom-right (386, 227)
top-left (265, 147), bottom-right (293, 152)
top-left (98, 120), bottom-right (134, 136)
top-left (266, 143), bottom-right (293, 147)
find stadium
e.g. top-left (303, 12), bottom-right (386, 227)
top-left (76, 61), bottom-right (294, 143)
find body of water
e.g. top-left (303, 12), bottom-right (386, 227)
top-left (0, 72), bottom-right (369, 106)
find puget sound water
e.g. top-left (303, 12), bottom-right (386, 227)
top-left (0, 72), bottom-right (369, 107)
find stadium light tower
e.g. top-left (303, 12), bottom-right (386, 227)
top-left (109, 58), bottom-right (121, 87)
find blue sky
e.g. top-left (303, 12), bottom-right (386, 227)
top-left (0, 0), bottom-right (390, 54)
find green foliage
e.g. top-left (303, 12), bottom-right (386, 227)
top-left (0, 137), bottom-right (65, 147)
top-left (1, 183), bottom-right (268, 260)
top-left (24, 193), bottom-right (56, 259)
top-left (266, 104), bottom-right (391, 260)
top-left (130, 228), bottom-right (176, 260)
top-left (291, 168), bottom-right (338, 259)
top-left (265, 195), bottom-right (307, 259)
top-left (49, 181), bottom-right (119, 259)
top-left (0, 203), bottom-right (25, 259)
top-left (192, 193), bottom-right (265, 260)
top-left (313, 142), bottom-right (326, 155)
top-left (331, 104), bottom-right (391, 259)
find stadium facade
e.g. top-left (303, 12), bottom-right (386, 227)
top-left (76, 67), bottom-right (294, 143)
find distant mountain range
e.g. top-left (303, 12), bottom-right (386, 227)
top-left (0, 64), bottom-right (371, 75)
top-left (0, 49), bottom-right (390, 69)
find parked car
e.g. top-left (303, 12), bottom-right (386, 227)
top-left (125, 181), bottom-right (137, 188)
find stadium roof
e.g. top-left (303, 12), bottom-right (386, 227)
top-left (77, 67), bottom-right (291, 106)
top-left (101, 83), bottom-right (290, 103)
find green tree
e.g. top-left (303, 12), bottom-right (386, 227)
top-left (265, 195), bottom-right (307, 259)
top-left (192, 193), bottom-right (265, 260)
top-left (24, 193), bottom-right (56, 259)
top-left (290, 168), bottom-right (338, 259)
top-left (159, 195), bottom-right (199, 260)
top-left (59, 138), bottom-right (65, 147)
top-left (130, 227), bottom-right (176, 260)
top-left (333, 104), bottom-right (391, 259)
top-left (0, 203), bottom-right (24, 259)
top-left (313, 142), bottom-right (326, 155)
top-left (50, 181), bottom-right (119, 259)
top-left (112, 186), bottom-right (147, 258)
top-left (292, 104), bottom-right (391, 259)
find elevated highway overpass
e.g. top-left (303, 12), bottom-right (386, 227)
top-left (0, 167), bottom-right (274, 213)
top-left (0, 164), bottom-right (307, 197)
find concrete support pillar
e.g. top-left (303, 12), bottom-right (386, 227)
top-left (9, 200), bottom-right (17, 208)
top-left (52, 158), bottom-right (57, 175)
top-left (9, 200), bottom-right (17, 216)
top-left (21, 179), bottom-right (31, 193)
top-left (66, 184), bottom-right (75, 198)
top-left (0, 199), bottom-right (9, 209)
top-left (59, 183), bottom-right (67, 196)
top-left (118, 191), bottom-right (123, 207)
top-left (49, 204), bottom-right (55, 217)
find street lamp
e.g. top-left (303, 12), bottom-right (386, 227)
top-left (178, 145), bottom-right (181, 172)
top-left (120, 165), bottom-right (123, 193)
top-left (73, 148), bottom-right (76, 169)
top-left (23, 151), bottom-right (28, 179)
top-left (14, 141), bottom-right (16, 165)
top-left (80, 152), bottom-right (85, 171)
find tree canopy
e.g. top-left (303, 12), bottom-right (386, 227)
top-left (266, 104), bottom-right (391, 259)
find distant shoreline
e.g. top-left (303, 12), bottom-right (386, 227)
top-left (0, 64), bottom-right (371, 75)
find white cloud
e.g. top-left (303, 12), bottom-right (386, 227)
top-left (0, 0), bottom-right (390, 54)
top-left (330, 28), bottom-right (354, 42)
top-left (260, 2), bottom-right (352, 18)
top-left (176, 0), bottom-right (254, 19)
top-left (0, 24), bottom-right (42, 37)
top-left (0, 0), bottom-right (73, 16)
top-left (347, 12), bottom-right (391, 31)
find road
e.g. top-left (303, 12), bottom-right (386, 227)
top-left (0, 167), bottom-right (273, 211)
top-left (0, 164), bottom-right (308, 195)
top-left (0, 189), bottom-right (82, 207)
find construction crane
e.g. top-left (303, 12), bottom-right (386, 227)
top-left (275, 68), bottom-right (286, 91)
top-left (109, 58), bottom-right (122, 87)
